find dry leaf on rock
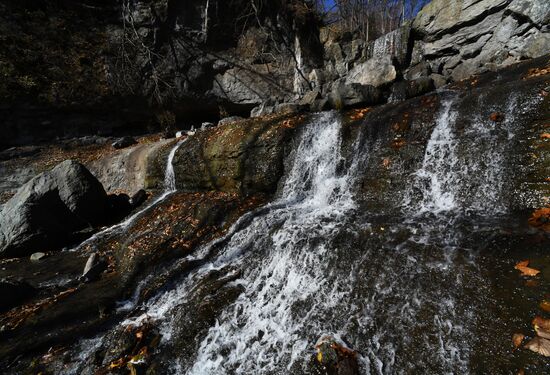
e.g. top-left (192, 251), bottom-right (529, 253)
top-left (525, 336), bottom-right (550, 357)
top-left (513, 333), bottom-right (525, 349)
top-left (514, 260), bottom-right (541, 276)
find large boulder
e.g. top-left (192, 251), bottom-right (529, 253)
top-left (345, 56), bottom-right (397, 88)
top-left (507, 0), bottom-right (550, 27)
top-left (412, 0), bottom-right (510, 39)
top-left (172, 114), bottom-right (306, 195)
top-left (329, 82), bottom-right (383, 109)
top-left (0, 160), bottom-right (108, 258)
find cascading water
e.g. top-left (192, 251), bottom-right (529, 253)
top-left (118, 111), bottom-right (360, 374)
top-left (66, 86), bottom-right (544, 374)
top-left (163, 139), bottom-right (184, 193)
top-left (69, 139), bottom-right (184, 251)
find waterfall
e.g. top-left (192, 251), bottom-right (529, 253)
top-left (119, 112), bottom-right (359, 374)
top-left (409, 97), bottom-right (460, 213)
top-left (164, 139), bottom-right (184, 192)
top-left (66, 88), bottom-right (543, 374)
top-left (405, 93), bottom-right (520, 216)
top-left (69, 139), bottom-right (185, 251)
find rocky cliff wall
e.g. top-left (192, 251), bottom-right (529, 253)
top-left (0, 0), bottom-right (547, 148)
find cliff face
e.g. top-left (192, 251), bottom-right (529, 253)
top-left (0, 0), bottom-right (548, 149)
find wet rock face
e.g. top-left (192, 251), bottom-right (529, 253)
top-left (341, 56), bottom-right (550, 215)
top-left (172, 114), bottom-right (305, 195)
top-left (0, 191), bottom-right (267, 370)
top-left (0, 160), bottom-right (108, 258)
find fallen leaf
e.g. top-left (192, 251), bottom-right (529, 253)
top-left (529, 207), bottom-right (550, 232)
top-left (515, 260), bottom-right (541, 276)
top-left (517, 369), bottom-right (525, 375)
top-left (541, 301), bottom-right (550, 313)
top-left (490, 112), bottom-right (504, 122)
top-left (513, 333), bottom-right (525, 349)
top-left (382, 158), bottom-right (391, 168)
top-left (533, 316), bottom-right (550, 340)
top-left (525, 336), bottom-right (550, 357)
top-left (525, 279), bottom-right (540, 287)
top-left (316, 351), bottom-right (323, 362)
top-left (541, 133), bottom-right (550, 140)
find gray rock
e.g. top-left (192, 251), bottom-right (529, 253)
top-left (523, 31), bottom-right (550, 59)
top-left (30, 252), bottom-right (47, 262)
top-left (330, 82), bottom-right (383, 109)
top-left (421, 12), bottom-right (503, 57)
top-left (430, 74), bottom-right (448, 89)
top-left (404, 61), bottom-right (432, 80)
top-left (299, 89), bottom-right (321, 107)
top-left (311, 98), bottom-right (330, 112)
top-left (218, 116), bottom-right (244, 126)
top-left (308, 69), bottom-right (324, 89)
top-left (413, 0), bottom-right (509, 39)
top-left (201, 122), bottom-right (214, 130)
top-left (452, 60), bottom-right (482, 81)
top-left (0, 160), bottom-right (108, 258)
top-left (81, 253), bottom-right (107, 282)
top-left (460, 33), bottom-right (492, 59)
top-left (273, 103), bottom-right (306, 115)
top-left (507, 0), bottom-right (550, 27)
top-left (212, 67), bottom-right (286, 105)
top-left (129, 189), bottom-right (147, 208)
top-left (346, 56), bottom-right (397, 88)
top-left (390, 77), bottom-right (435, 102)
top-left (112, 136), bottom-right (137, 149)
top-left (250, 104), bottom-right (275, 118)
top-left (366, 26), bottom-right (411, 67)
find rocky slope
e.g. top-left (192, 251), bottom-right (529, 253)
top-left (0, 0), bottom-right (549, 373)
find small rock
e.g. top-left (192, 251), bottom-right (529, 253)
top-left (81, 253), bottom-right (107, 282)
top-left (312, 335), bottom-right (359, 375)
top-left (346, 55), bottom-right (397, 88)
top-left (175, 130), bottom-right (185, 138)
top-left (129, 189), bottom-right (148, 208)
top-left (30, 252), bottom-right (47, 262)
top-left (430, 73), bottom-right (447, 89)
top-left (299, 89), bottom-right (321, 107)
top-left (201, 122), bottom-right (214, 130)
top-left (218, 116), bottom-right (244, 126)
top-left (273, 103), bottom-right (305, 115)
top-left (112, 136), bottom-right (137, 149)
top-left (251, 104), bottom-right (275, 118)
top-left (404, 61), bottom-right (432, 80)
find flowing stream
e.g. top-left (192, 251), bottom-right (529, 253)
top-left (69, 89), bottom-right (544, 374)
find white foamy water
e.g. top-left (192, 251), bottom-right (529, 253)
top-left (120, 112), bottom-right (359, 374)
top-left (406, 93), bottom-right (522, 216)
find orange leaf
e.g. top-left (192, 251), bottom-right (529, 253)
top-left (541, 133), bottom-right (550, 140)
top-left (514, 260), bottom-right (540, 276)
top-left (513, 333), bottom-right (525, 349)
top-left (541, 301), bottom-right (550, 313)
